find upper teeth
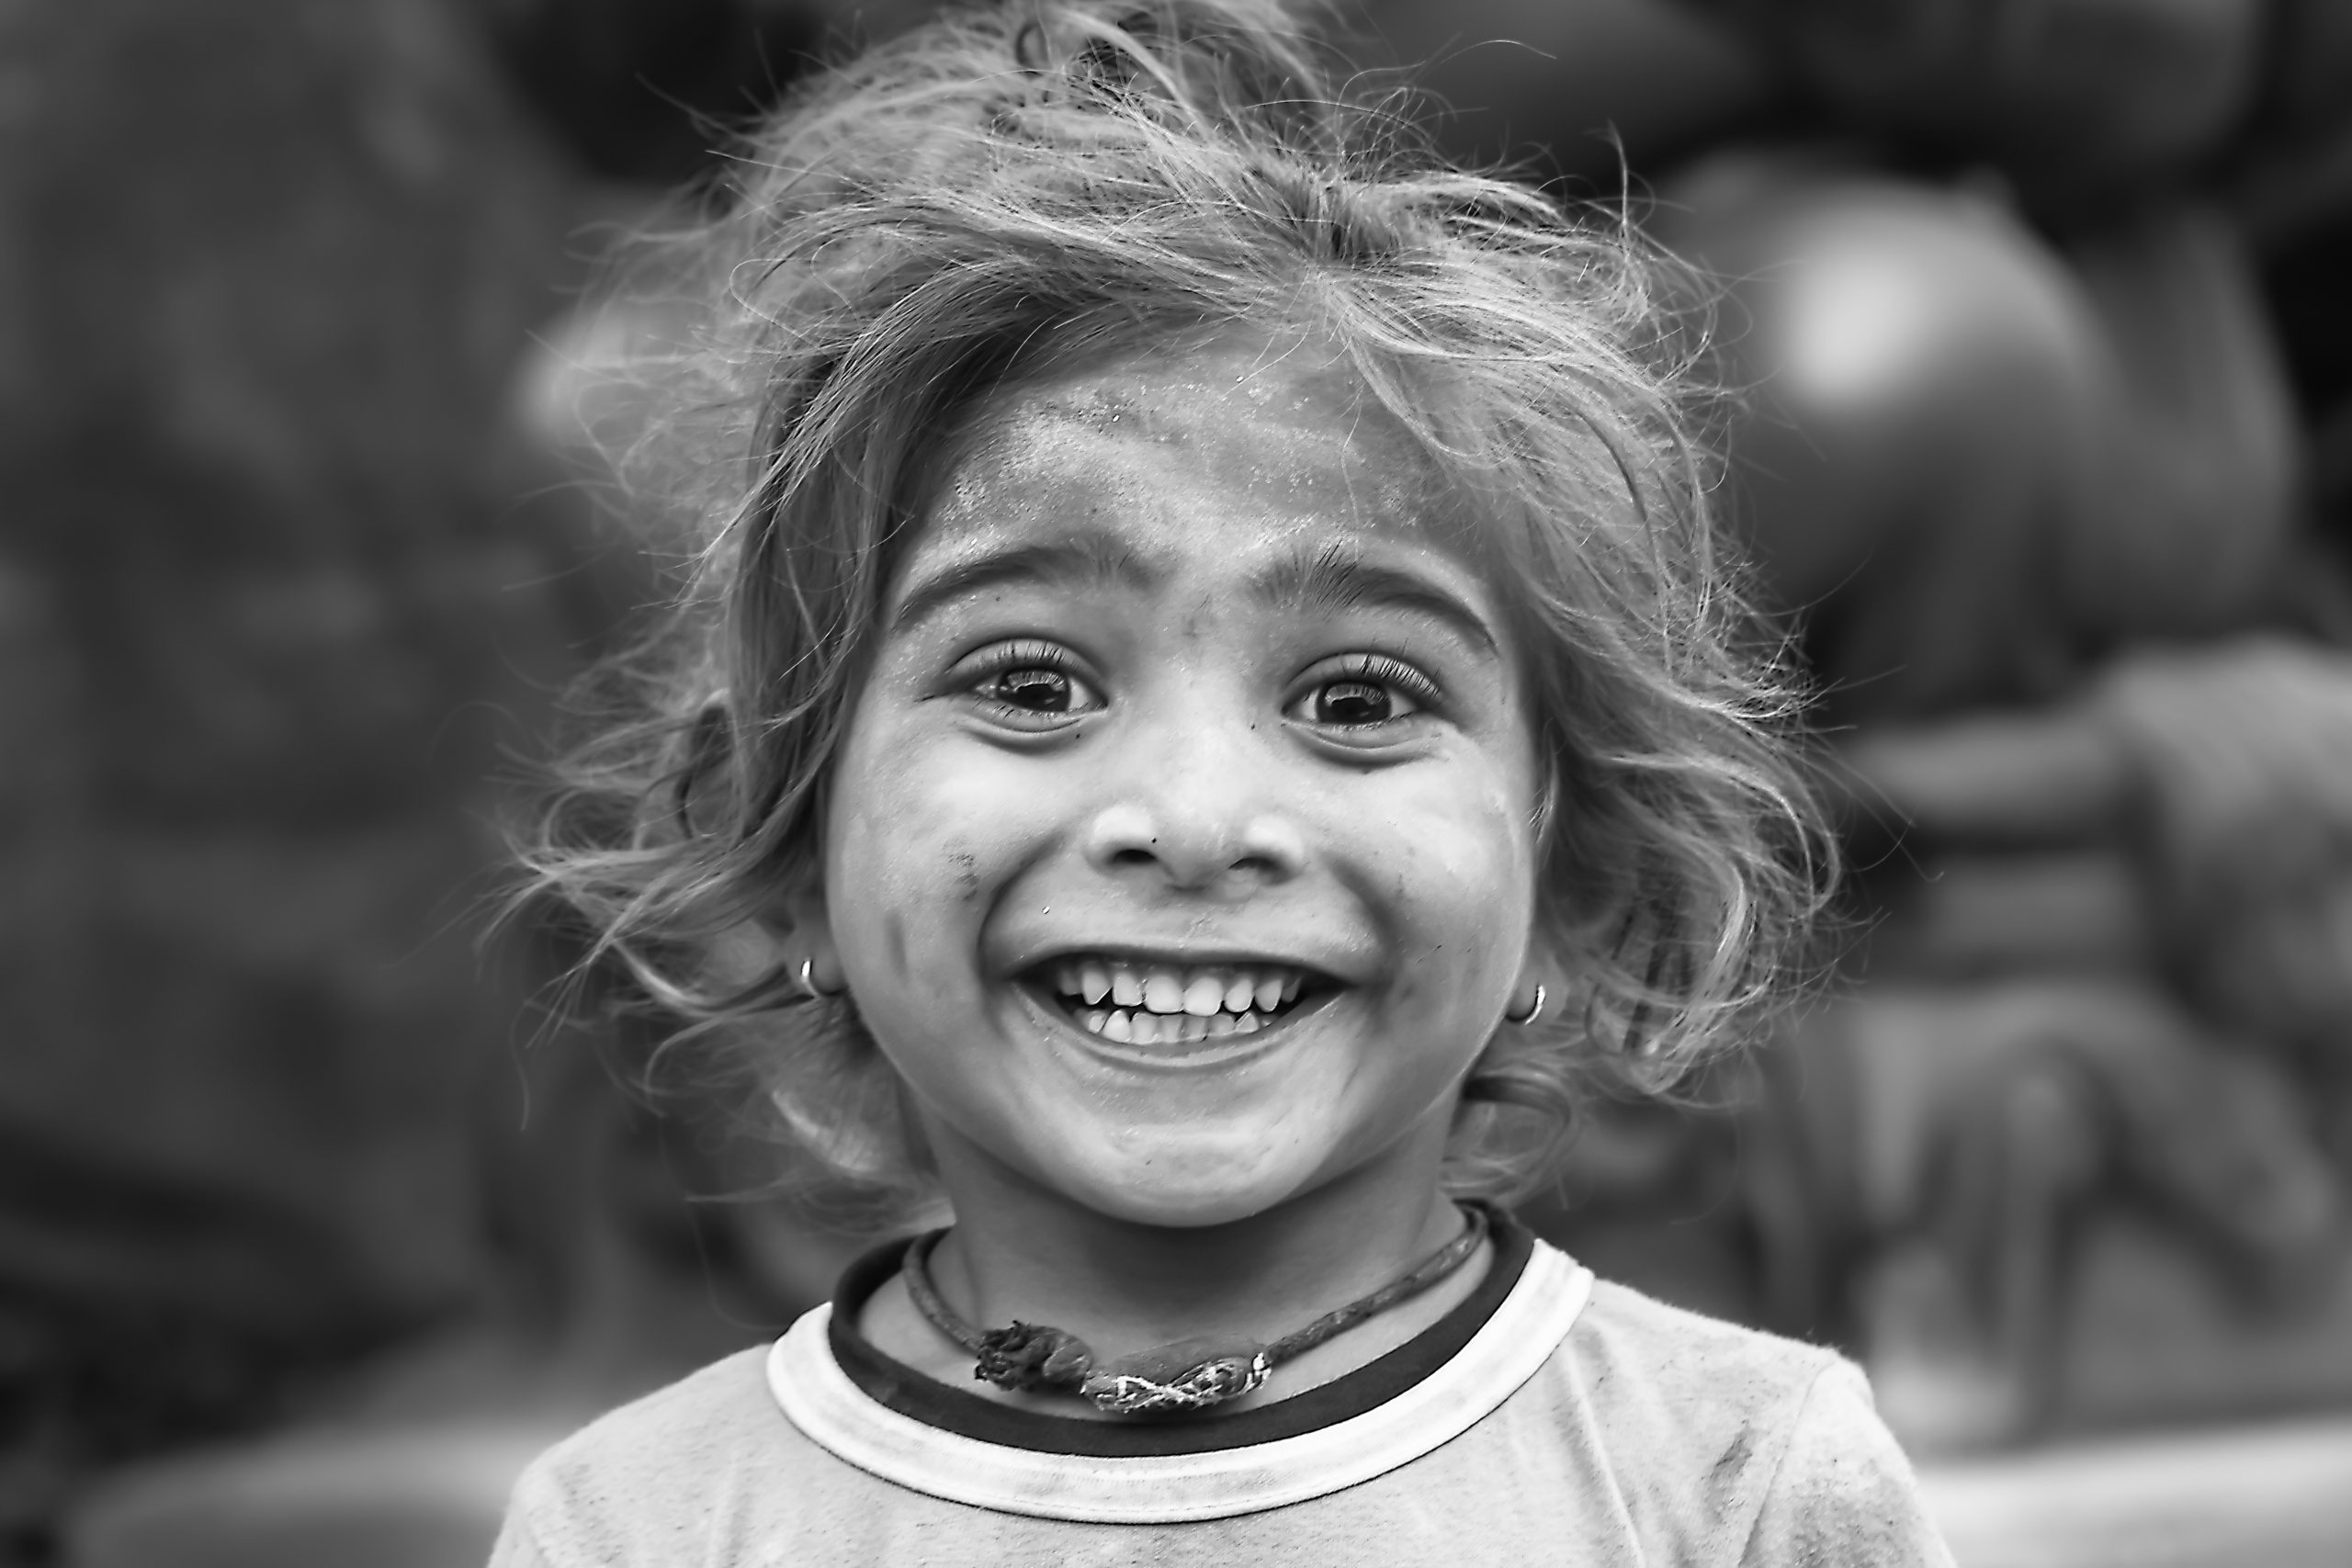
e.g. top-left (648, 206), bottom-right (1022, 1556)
top-left (1050, 958), bottom-right (1303, 1017)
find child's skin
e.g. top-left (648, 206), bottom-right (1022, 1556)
top-left (782, 331), bottom-right (1554, 1414)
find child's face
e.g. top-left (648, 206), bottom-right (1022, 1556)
top-left (820, 335), bottom-right (1542, 1227)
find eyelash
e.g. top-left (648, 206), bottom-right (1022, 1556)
top-left (1293, 653), bottom-right (1442, 727)
top-left (956, 640), bottom-right (1100, 725)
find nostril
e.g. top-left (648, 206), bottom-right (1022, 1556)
top-left (1108, 847), bottom-right (1158, 868)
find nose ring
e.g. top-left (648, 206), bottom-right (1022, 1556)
top-left (797, 957), bottom-right (826, 1001)
top-left (1504, 984), bottom-right (1546, 1028)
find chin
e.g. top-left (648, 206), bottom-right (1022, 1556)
top-left (1045, 1132), bottom-right (1323, 1230)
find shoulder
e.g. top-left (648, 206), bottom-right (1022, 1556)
top-left (1570, 1276), bottom-right (1848, 1416)
top-left (1737, 1357), bottom-right (1958, 1568)
top-left (493, 1345), bottom-right (818, 1567)
top-left (1528, 1274), bottom-right (1952, 1566)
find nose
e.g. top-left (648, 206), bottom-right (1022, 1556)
top-left (1080, 717), bottom-right (1307, 892)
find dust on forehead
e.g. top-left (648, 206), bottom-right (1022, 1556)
top-left (922, 335), bottom-right (1459, 548)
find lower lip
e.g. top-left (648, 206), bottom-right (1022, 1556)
top-left (1013, 983), bottom-right (1330, 1070)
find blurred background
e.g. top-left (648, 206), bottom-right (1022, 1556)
top-left (5, 1), bottom-right (2351, 1563)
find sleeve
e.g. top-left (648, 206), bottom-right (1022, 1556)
top-left (1740, 1359), bottom-right (1957, 1568)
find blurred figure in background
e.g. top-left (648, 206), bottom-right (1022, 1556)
top-left (1360, 0), bottom-right (2352, 1459)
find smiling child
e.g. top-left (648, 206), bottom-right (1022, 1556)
top-left (493, 2), bottom-right (1952, 1562)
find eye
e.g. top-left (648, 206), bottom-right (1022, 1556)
top-left (1313, 680), bottom-right (1408, 726)
top-left (955, 639), bottom-right (1103, 727)
top-left (982, 665), bottom-right (1083, 713)
top-left (1288, 655), bottom-right (1436, 730)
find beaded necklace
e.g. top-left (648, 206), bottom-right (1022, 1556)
top-left (899, 1202), bottom-right (1489, 1416)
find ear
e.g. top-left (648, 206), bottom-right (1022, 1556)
top-left (674, 697), bottom-right (741, 842)
top-left (755, 867), bottom-right (844, 997)
top-left (1505, 921), bottom-right (1566, 1024)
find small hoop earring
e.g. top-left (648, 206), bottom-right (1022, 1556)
top-left (1504, 984), bottom-right (1546, 1028)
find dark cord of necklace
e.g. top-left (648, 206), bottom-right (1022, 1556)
top-left (899, 1201), bottom-right (1489, 1416)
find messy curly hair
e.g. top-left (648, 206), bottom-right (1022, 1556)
top-left (518, 0), bottom-right (1829, 1218)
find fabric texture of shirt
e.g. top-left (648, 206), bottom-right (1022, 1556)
top-left (491, 1213), bottom-right (1953, 1565)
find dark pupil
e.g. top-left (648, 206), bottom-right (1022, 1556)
top-left (1000, 668), bottom-right (1071, 711)
top-left (1317, 680), bottom-right (1391, 725)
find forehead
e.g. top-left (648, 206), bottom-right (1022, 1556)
top-left (908, 336), bottom-right (1463, 575)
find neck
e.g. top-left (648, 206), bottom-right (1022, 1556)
top-left (915, 1120), bottom-right (1465, 1361)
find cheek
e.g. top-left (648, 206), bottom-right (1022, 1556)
top-left (824, 713), bottom-right (1058, 979)
top-left (1357, 767), bottom-right (1537, 953)
top-left (826, 722), bottom-right (965, 986)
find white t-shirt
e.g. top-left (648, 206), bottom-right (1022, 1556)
top-left (492, 1213), bottom-right (1953, 1565)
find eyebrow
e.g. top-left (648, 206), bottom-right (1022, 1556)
top-left (888, 531), bottom-right (1162, 636)
top-left (1251, 544), bottom-right (1502, 658)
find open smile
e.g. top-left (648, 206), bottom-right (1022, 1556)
top-left (1020, 954), bottom-right (1337, 1048)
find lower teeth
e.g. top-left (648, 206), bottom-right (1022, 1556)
top-left (1076, 1006), bottom-right (1266, 1043)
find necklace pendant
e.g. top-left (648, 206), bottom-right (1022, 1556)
top-left (1080, 1348), bottom-right (1271, 1416)
top-left (973, 1320), bottom-right (1094, 1392)
top-left (902, 1207), bottom-right (1487, 1420)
